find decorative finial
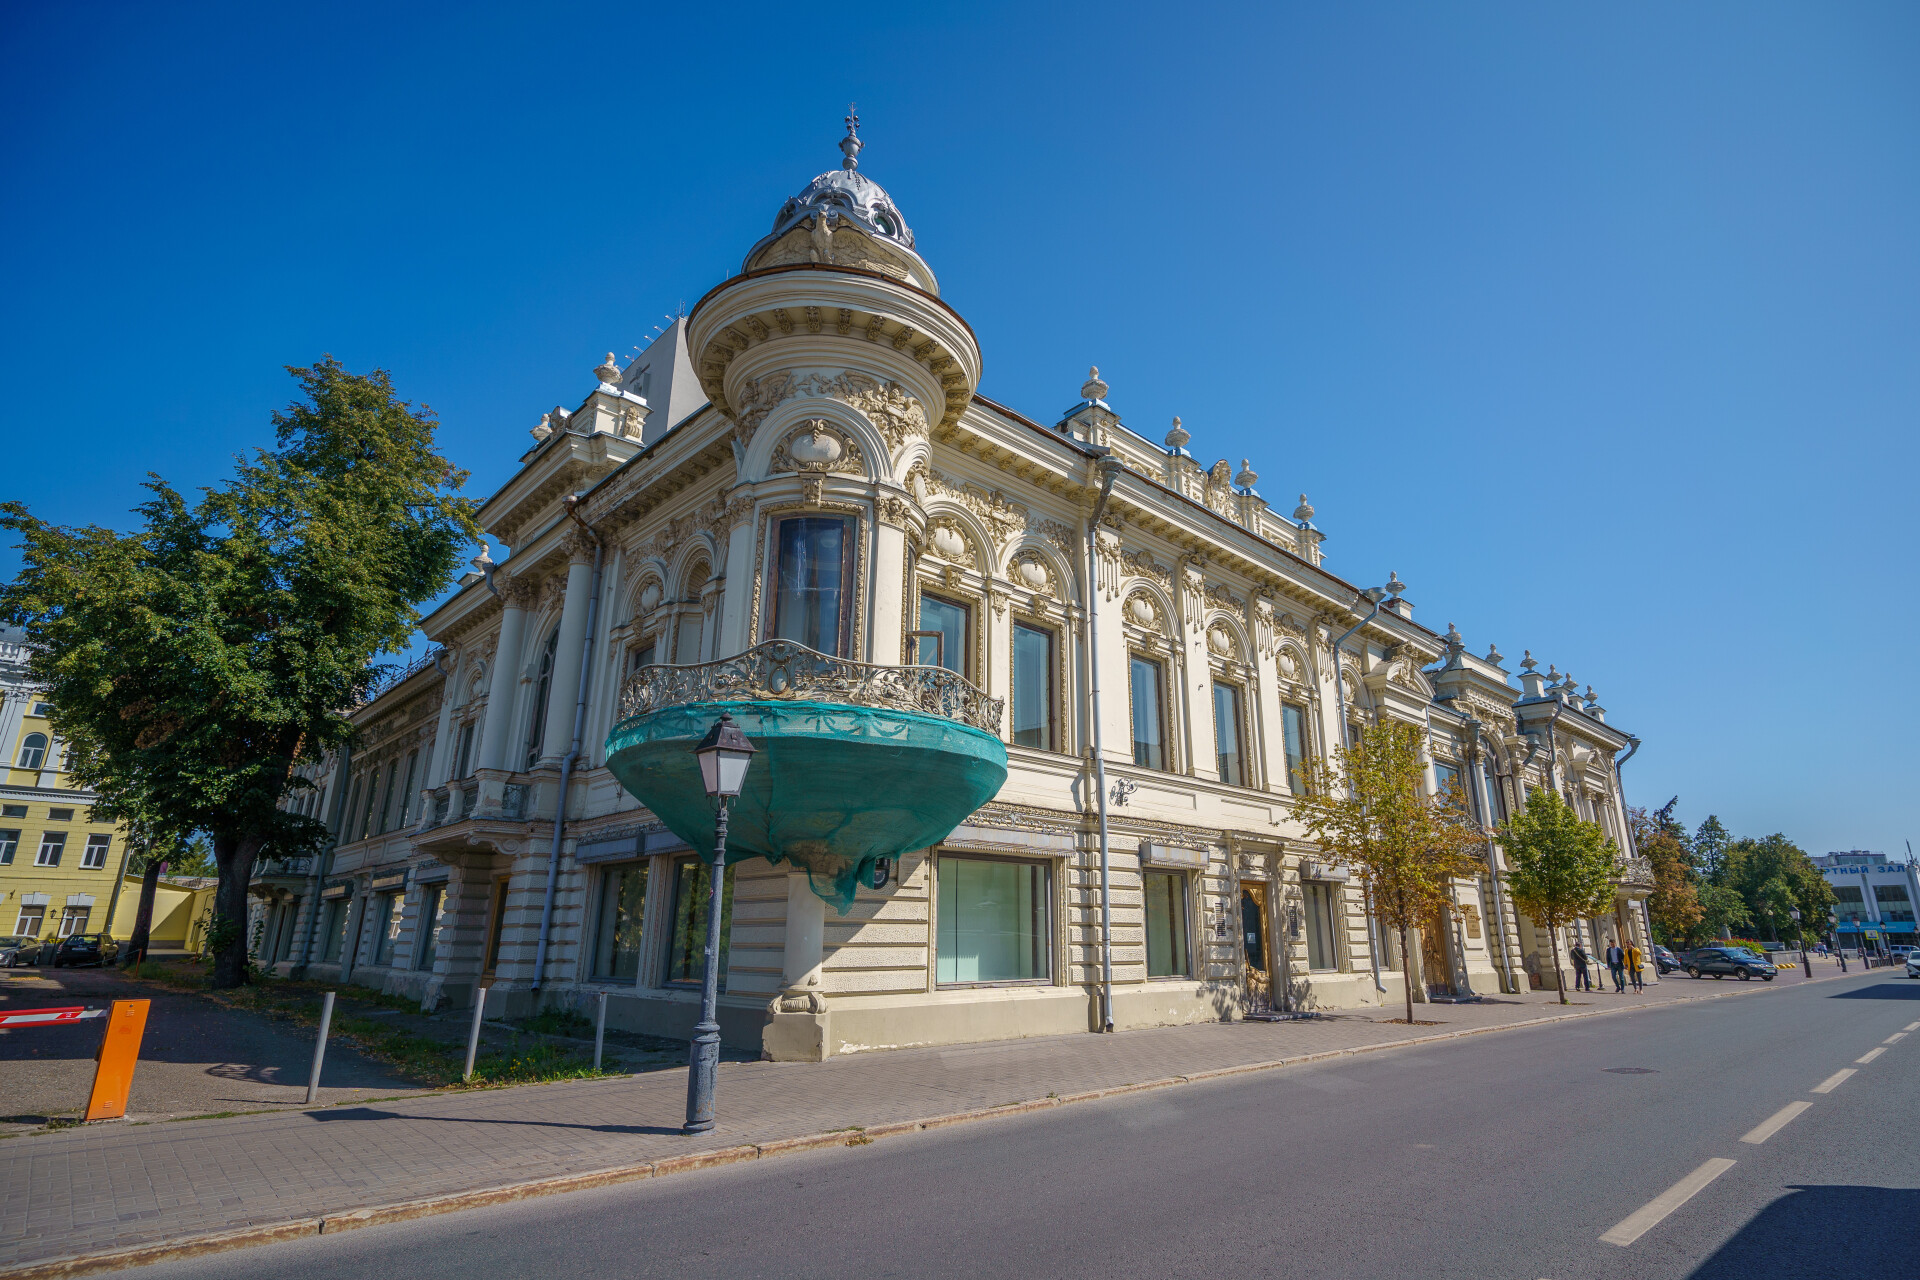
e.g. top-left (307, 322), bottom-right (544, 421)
top-left (1165, 416), bottom-right (1190, 449)
top-left (1546, 664), bottom-right (1560, 683)
top-left (1385, 571), bottom-right (1405, 597)
top-left (1486, 642), bottom-right (1503, 664)
top-left (1445, 622), bottom-right (1463, 649)
top-left (840, 104), bottom-right (863, 171)
top-left (1293, 493), bottom-right (1315, 523)
top-left (1235, 458), bottom-right (1259, 489)
top-left (595, 352), bottom-right (620, 385)
top-left (530, 412), bottom-right (553, 442)
top-left (1585, 684), bottom-right (1598, 703)
top-left (1081, 365), bottom-right (1108, 402)
top-left (471, 542), bottom-right (495, 572)
top-left (1520, 650), bottom-right (1537, 672)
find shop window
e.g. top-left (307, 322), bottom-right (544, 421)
top-left (771, 516), bottom-right (854, 656)
top-left (1129, 656), bottom-right (1166, 771)
top-left (16, 733), bottom-right (47, 769)
top-left (1143, 870), bottom-right (1190, 978)
top-left (0, 829), bottom-right (17, 865)
top-left (1282, 702), bottom-right (1309, 796)
top-left (1010, 622), bottom-right (1055, 750)
top-left (416, 886), bottom-right (445, 970)
top-left (13, 905), bottom-right (44, 937)
top-left (664, 859), bottom-right (735, 990)
top-left (525, 628), bottom-right (559, 769)
top-left (1212, 683), bottom-right (1245, 786)
top-left (81, 833), bottom-right (111, 869)
top-left (936, 855), bottom-right (1050, 985)
top-left (916, 593), bottom-right (970, 677)
top-left (594, 863), bottom-right (650, 981)
top-left (1304, 882), bottom-right (1339, 971)
top-left (58, 906), bottom-right (89, 937)
top-left (35, 832), bottom-right (65, 867)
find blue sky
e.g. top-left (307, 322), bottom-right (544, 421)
top-left (4, 3), bottom-right (1915, 856)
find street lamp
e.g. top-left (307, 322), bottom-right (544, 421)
top-left (1790, 907), bottom-right (1808, 979)
top-left (684, 712), bottom-right (757, 1135)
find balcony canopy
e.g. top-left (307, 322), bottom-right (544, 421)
top-left (605, 641), bottom-right (1008, 912)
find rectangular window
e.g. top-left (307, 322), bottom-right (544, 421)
top-left (1304, 882), bottom-right (1338, 971)
top-left (1433, 763), bottom-right (1462, 804)
top-left (80, 833), bottom-right (111, 870)
top-left (1212, 683), bottom-right (1245, 786)
top-left (1143, 870), bottom-right (1190, 978)
top-left (1877, 884), bottom-right (1914, 923)
top-left (1, 804), bottom-right (25, 818)
top-left (771, 516), bottom-right (853, 656)
top-left (916, 594), bottom-right (970, 676)
top-left (673, 615), bottom-right (705, 665)
top-left (1129, 656), bottom-right (1166, 771)
top-left (277, 897), bottom-right (303, 961)
top-left (31, 702), bottom-right (53, 717)
top-left (59, 906), bottom-right (89, 937)
top-left (1482, 762), bottom-right (1507, 822)
top-left (629, 642), bottom-right (656, 674)
top-left (665, 859), bottom-right (734, 990)
top-left (1010, 622), bottom-right (1055, 750)
top-left (14, 905), bottom-right (45, 936)
top-left (454, 723), bottom-right (476, 780)
top-left (936, 855), bottom-right (1050, 984)
top-left (396, 752), bottom-right (418, 829)
top-left (1281, 703), bottom-right (1309, 796)
top-left (35, 832), bottom-right (65, 867)
top-left (358, 774), bottom-right (379, 841)
top-left (370, 893), bottom-right (404, 965)
top-left (47, 808), bottom-right (73, 822)
top-left (416, 886), bottom-right (445, 970)
top-left (375, 761), bottom-right (399, 835)
top-left (593, 863), bottom-right (650, 981)
top-left (485, 877), bottom-right (510, 973)
top-left (0, 830), bottom-right (17, 865)
top-left (321, 899), bottom-right (349, 961)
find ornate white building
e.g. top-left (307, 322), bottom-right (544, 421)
top-left (253, 123), bottom-right (1656, 1058)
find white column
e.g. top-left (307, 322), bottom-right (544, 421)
top-left (475, 588), bottom-right (530, 773)
top-left (782, 871), bottom-right (826, 993)
top-left (717, 501), bottom-right (759, 658)
top-left (0, 692), bottom-right (24, 772)
top-left (425, 650), bottom-right (465, 787)
top-left (868, 517), bottom-right (907, 665)
top-left (539, 554), bottom-right (596, 764)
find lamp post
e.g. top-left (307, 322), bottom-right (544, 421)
top-left (1790, 907), bottom-right (1808, 980)
top-left (685, 712), bottom-right (757, 1135)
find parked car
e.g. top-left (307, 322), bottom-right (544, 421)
top-left (1683, 946), bottom-right (1777, 981)
top-left (0, 935), bottom-right (40, 967)
top-left (1905, 951), bottom-right (1920, 980)
top-left (51, 933), bottom-right (119, 968)
top-left (1653, 945), bottom-right (1682, 975)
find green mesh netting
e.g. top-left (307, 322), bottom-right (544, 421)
top-left (605, 699), bottom-right (1008, 913)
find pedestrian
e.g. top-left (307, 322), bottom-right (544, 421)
top-left (1606, 942), bottom-right (1627, 993)
top-left (1570, 943), bottom-right (1592, 992)
top-left (1626, 942), bottom-right (1645, 992)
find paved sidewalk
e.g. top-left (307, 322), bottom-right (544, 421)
top-left (0, 966), bottom-right (1855, 1273)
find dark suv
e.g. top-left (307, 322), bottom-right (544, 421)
top-left (1653, 945), bottom-right (1682, 975)
top-left (1684, 946), bottom-right (1776, 981)
top-left (51, 933), bottom-right (119, 968)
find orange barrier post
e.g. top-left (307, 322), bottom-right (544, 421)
top-left (83, 999), bottom-right (149, 1122)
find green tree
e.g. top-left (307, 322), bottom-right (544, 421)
top-left (1631, 799), bottom-right (1701, 946)
top-left (1295, 719), bottom-right (1486, 1024)
top-left (1722, 833), bottom-right (1833, 946)
top-left (1500, 788), bottom-right (1620, 1004)
top-left (1, 359), bottom-right (476, 987)
top-left (1694, 882), bottom-right (1753, 945)
top-left (1693, 815), bottom-right (1733, 882)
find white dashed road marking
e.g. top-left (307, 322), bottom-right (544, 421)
top-left (1905, 1021), bottom-right (1920, 1032)
top-left (1601, 1158), bottom-right (1738, 1246)
top-left (1811, 1069), bottom-right (1855, 1094)
top-left (1884, 1032), bottom-right (1907, 1044)
top-left (1740, 1101), bottom-right (1812, 1145)
top-left (1856, 1047), bottom-right (1885, 1065)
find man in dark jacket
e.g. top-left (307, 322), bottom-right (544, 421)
top-left (1570, 943), bottom-right (1593, 992)
top-left (1606, 942), bottom-right (1627, 992)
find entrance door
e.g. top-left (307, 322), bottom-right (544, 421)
top-left (1240, 883), bottom-right (1272, 1015)
top-left (1420, 908), bottom-right (1454, 999)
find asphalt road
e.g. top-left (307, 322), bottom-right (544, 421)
top-left (135, 970), bottom-right (1919, 1279)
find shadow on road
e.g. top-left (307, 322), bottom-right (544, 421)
top-left (1689, 1186), bottom-right (1920, 1276)
top-left (305, 1106), bottom-right (684, 1137)
top-left (1827, 982), bottom-right (1920, 1000)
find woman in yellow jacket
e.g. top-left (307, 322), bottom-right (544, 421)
top-left (1626, 943), bottom-right (1646, 992)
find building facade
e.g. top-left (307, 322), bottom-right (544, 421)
top-left (1814, 851), bottom-right (1919, 952)
top-left (254, 129), bottom-right (1657, 1058)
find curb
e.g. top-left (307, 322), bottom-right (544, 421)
top-left (0, 969), bottom-right (1857, 1279)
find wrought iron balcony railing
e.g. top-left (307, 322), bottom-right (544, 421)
top-left (617, 639), bottom-right (1004, 735)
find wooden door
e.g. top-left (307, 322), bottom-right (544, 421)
top-left (1240, 883), bottom-right (1272, 1015)
top-left (1420, 908), bottom-right (1454, 999)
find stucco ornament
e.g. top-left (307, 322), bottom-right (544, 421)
top-left (1013, 557), bottom-right (1050, 593)
top-left (772, 421), bottom-right (863, 475)
top-left (1277, 648), bottom-right (1299, 680)
top-left (928, 521), bottom-right (972, 565)
top-left (1206, 623), bottom-right (1235, 658)
top-left (1125, 594), bottom-right (1158, 629)
top-left (638, 582), bottom-right (663, 615)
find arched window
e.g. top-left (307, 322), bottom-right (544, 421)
top-left (524, 628), bottom-right (559, 769)
top-left (17, 733), bottom-right (47, 770)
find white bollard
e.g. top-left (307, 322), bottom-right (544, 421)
top-left (305, 991), bottom-right (335, 1105)
top-left (463, 985), bottom-right (487, 1083)
top-left (594, 990), bottom-right (607, 1073)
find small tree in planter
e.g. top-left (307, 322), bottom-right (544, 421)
top-left (1295, 719), bottom-right (1486, 1024)
top-left (1500, 788), bottom-right (1619, 1004)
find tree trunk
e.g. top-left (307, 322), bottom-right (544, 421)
top-left (209, 831), bottom-right (264, 988)
top-left (122, 858), bottom-right (163, 967)
top-left (1400, 926), bottom-right (1415, 1024)
top-left (1549, 927), bottom-right (1568, 1005)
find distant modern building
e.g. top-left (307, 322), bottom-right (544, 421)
top-left (1814, 851), bottom-right (1919, 950)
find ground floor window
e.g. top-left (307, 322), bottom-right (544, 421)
top-left (371, 892), bottom-right (404, 966)
top-left (1304, 882), bottom-right (1338, 972)
top-left (594, 863), bottom-right (650, 981)
top-left (416, 886), bottom-right (445, 970)
top-left (665, 859), bottom-right (735, 991)
top-left (59, 906), bottom-right (89, 936)
top-left (321, 898), bottom-right (349, 961)
top-left (275, 897), bottom-right (302, 961)
top-left (936, 855), bottom-right (1049, 985)
top-left (1143, 870), bottom-right (1189, 978)
top-left (13, 905), bottom-right (44, 936)
top-left (485, 877), bottom-right (510, 974)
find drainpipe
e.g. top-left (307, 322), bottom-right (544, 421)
top-left (533, 498), bottom-right (605, 992)
top-left (1084, 450), bottom-right (1123, 1032)
top-left (1331, 588), bottom-right (1388, 994)
top-left (293, 742), bottom-right (352, 977)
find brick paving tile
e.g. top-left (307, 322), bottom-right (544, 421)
top-left (0, 972), bottom-right (1843, 1269)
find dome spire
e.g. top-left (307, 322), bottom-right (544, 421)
top-left (840, 103), bottom-right (862, 171)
